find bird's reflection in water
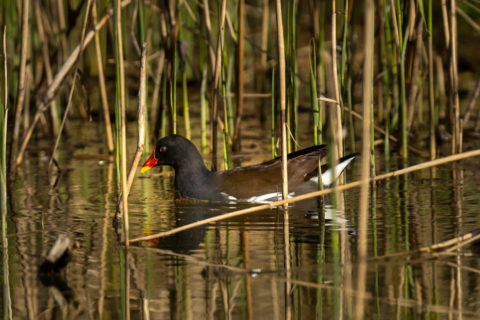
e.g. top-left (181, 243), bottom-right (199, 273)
top-left (154, 201), bottom-right (231, 253)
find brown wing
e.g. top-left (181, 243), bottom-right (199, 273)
top-left (215, 145), bottom-right (327, 199)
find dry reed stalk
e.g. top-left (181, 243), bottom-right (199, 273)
top-left (34, 2), bottom-right (59, 136)
top-left (260, 0), bottom-right (269, 73)
top-left (166, 2), bottom-right (179, 135)
top-left (151, 12), bottom-right (168, 135)
top-left (10, 0), bottom-right (30, 173)
top-left (442, 0), bottom-right (450, 47)
top-left (92, 2), bottom-right (114, 154)
top-left (128, 0), bottom-right (141, 56)
top-left (329, 1), bottom-right (344, 219)
top-left (114, 0), bottom-right (130, 253)
top-left (129, 147), bottom-right (480, 243)
top-left (406, 20), bottom-right (423, 131)
top-left (48, 0), bottom-right (93, 170)
top-left (202, 0), bottom-right (216, 74)
top-left (428, 0), bottom-right (436, 160)
top-left (355, 0), bottom-right (374, 318)
top-left (127, 43), bottom-right (148, 193)
top-left (450, 0), bottom-right (461, 154)
top-left (1, 27), bottom-right (9, 215)
top-left (2, 28), bottom-right (7, 174)
top-left (275, 0), bottom-right (289, 206)
top-left (232, 0), bottom-right (245, 151)
top-left (150, 49), bottom-right (165, 134)
top-left (283, 207), bottom-right (292, 320)
top-left (116, 43), bottom-right (148, 216)
top-left (330, 0), bottom-right (343, 162)
top-left (390, 0), bottom-right (400, 47)
top-left (56, 0), bottom-right (68, 56)
top-left (15, 0), bottom-right (132, 167)
top-left (209, 0), bottom-right (228, 171)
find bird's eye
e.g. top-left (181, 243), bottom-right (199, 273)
top-left (159, 146), bottom-right (167, 152)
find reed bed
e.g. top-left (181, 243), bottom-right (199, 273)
top-left (2, 1), bottom-right (480, 318)
top-left (5, 1), bottom-right (479, 174)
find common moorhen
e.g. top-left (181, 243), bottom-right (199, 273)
top-left (141, 135), bottom-right (356, 202)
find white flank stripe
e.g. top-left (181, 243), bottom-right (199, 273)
top-left (244, 192), bottom-right (295, 204)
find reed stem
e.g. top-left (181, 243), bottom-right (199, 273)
top-left (275, 0), bottom-right (288, 205)
top-left (92, 2), bottom-right (114, 154)
top-left (209, 0), bottom-right (228, 171)
top-left (114, 0), bottom-right (129, 254)
top-left (232, 0), bottom-right (245, 151)
top-left (355, 0), bottom-right (374, 317)
top-left (10, 0), bottom-right (29, 173)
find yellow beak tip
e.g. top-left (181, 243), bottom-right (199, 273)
top-left (140, 166), bottom-right (151, 173)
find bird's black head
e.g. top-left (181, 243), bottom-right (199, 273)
top-left (141, 135), bottom-right (203, 172)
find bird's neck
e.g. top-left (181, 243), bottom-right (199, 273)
top-left (173, 156), bottom-right (217, 200)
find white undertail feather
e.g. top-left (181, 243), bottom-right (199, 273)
top-left (309, 155), bottom-right (356, 186)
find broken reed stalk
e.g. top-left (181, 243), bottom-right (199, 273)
top-left (10, 0), bottom-right (29, 173)
top-left (355, 0), bottom-right (374, 318)
top-left (232, 0), bottom-right (245, 151)
top-left (48, 0), bottom-right (93, 171)
top-left (15, 0), bottom-right (132, 167)
top-left (209, 0), bottom-right (228, 171)
top-left (275, 0), bottom-right (289, 205)
top-left (92, 2), bottom-right (114, 154)
top-left (129, 148), bottom-right (480, 243)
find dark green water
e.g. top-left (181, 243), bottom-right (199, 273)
top-left (3, 119), bottom-right (480, 319)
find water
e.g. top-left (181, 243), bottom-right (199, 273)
top-left (3, 120), bottom-right (480, 319)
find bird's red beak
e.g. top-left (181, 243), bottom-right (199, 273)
top-left (141, 146), bottom-right (157, 173)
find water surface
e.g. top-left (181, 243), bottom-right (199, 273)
top-left (3, 120), bottom-right (480, 319)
